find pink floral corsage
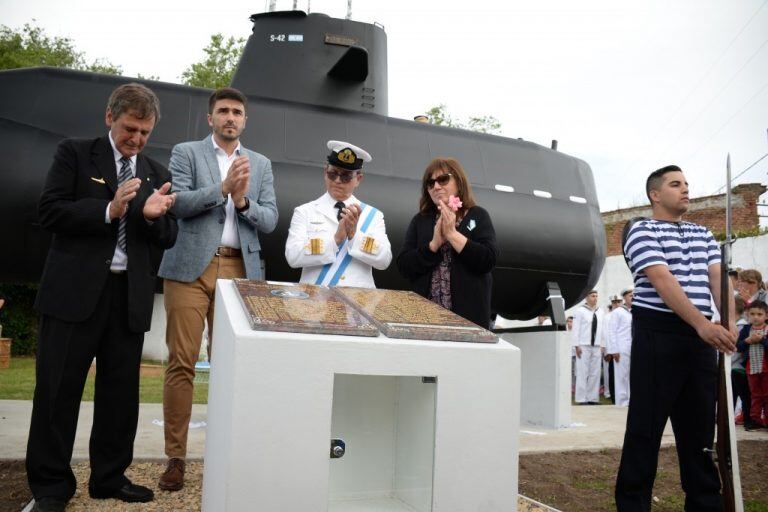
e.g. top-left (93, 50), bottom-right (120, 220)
top-left (447, 195), bottom-right (463, 212)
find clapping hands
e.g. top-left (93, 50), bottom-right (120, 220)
top-left (222, 156), bottom-right (250, 208)
top-left (143, 182), bottom-right (176, 220)
top-left (429, 200), bottom-right (458, 252)
top-left (334, 204), bottom-right (361, 245)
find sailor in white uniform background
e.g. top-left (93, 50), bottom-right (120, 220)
top-left (607, 288), bottom-right (633, 407)
top-left (572, 290), bottom-right (605, 404)
top-left (285, 140), bottom-right (392, 288)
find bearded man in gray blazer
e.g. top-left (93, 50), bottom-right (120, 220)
top-left (157, 87), bottom-right (277, 491)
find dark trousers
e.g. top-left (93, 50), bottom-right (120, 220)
top-left (732, 370), bottom-right (752, 427)
top-left (608, 358), bottom-right (616, 405)
top-left (615, 308), bottom-right (722, 512)
top-left (26, 273), bottom-right (144, 502)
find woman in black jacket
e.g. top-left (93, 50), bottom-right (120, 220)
top-left (397, 157), bottom-right (497, 328)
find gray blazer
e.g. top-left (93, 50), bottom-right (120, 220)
top-left (159, 135), bottom-right (278, 282)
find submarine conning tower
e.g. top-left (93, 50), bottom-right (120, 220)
top-left (232, 11), bottom-right (388, 116)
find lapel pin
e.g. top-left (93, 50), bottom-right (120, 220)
top-left (468, 219), bottom-right (476, 231)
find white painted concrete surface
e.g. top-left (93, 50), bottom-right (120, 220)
top-left (201, 280), bottom-right (521, 512)
top-left (503, 330), bottom-right (572, 428)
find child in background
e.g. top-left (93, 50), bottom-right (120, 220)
top-left (732, 296), bottom-right (752, 428)
top-left (737, 300), bottom-right (768, 431)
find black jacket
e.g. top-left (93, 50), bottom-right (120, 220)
top-left (397, 206), bottom-right (497, 328)
top-left (35, 137), bottom-right (178, 333)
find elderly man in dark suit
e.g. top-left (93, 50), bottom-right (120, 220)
top-left (26, 83), bottom-right (178, 512)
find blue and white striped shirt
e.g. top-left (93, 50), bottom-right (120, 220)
top-left (624, 219), bottom-right (721, 316)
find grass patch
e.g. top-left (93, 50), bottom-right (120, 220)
top-left (746, 501), bottom-right (768, 512)
top-left (0, 356), bottom-right (209, 404)
top-left (572, 479), bottom-right (610, 491)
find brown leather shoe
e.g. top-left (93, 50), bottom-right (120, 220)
top-left (158, 458), bottom-right (185, 491)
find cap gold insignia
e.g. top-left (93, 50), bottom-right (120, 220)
top-left (337, 148), bottom-right (356, 164)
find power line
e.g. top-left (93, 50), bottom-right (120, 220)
top-left (623, 0), bottom-right (768, 175)
top-left (712, 151), bottom-right (768, 194)
top-left (654, 34), bottom-right (768, 162)
top-left (685, 79), bottom-right (768, 162)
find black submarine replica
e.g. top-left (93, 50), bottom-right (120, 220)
top-left (0, 10), bottom-right (606, 321)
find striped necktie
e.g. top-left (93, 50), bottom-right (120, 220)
top-left (117, 157), bottom-right (132, 253)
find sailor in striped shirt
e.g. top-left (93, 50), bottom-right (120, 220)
top-left (615, 165), bottom-right (737, 512)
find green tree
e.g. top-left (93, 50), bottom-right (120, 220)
top-left (425, 104), bottom-right (502, 135)
top-left (0, 21), bottom-right (121, 74)
top-left (181, 34), bottom-right (245, 89)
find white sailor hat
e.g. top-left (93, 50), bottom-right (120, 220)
top-left (326, 140), bottom-right (372, 171)
top-left (621, 288), bottom-right (634, 296)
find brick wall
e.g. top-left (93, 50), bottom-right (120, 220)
top-left (601, 183), bottom-right (767, 256)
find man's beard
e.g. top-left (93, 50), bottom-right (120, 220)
top-left (217, 125), bottom-right (240, 141)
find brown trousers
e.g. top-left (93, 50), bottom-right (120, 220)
top-left (163, 255), bottom-right (245, 458)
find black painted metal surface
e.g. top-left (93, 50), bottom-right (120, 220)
top-left (0, 11), bottom-right (605, 319)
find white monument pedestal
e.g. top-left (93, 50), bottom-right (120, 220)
top-left (202, 280), bottom-right (521, 512)
top-left (503, 330), bottom-right (571, 428)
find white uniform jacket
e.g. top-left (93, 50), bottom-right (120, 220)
top-left (571, 304), bottom-right (604, 348)
top-left (607, 305), bottom-right (632, 355)
top-left (285, 192), bottom-right (392, 288)
top-left (602, 309), bottom-right (614, 349)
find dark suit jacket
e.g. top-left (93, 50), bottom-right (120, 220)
top-left (397, 206), bottom-right (497, 328)
top-left (35, 137), bottom-right (178, 333)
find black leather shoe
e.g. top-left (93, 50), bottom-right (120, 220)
top-left (31, 498), bottom-right (67, 512)
top-left (90, 482), bottom-right (154, 503)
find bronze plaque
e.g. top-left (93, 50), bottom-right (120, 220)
top-left (233, 280), bottom-right (379, 337)
top-left (324, 33), bottom-right (358, 47)
top-left (334, 288), bottom-right (498, 343)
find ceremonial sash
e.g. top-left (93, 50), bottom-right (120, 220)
top-left (315, 203), bottom-right (378, 287)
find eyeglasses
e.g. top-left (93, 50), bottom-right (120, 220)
top-left (325, 169), bottom-right (357, 184)
top-left (426, 173), bottom-right (452, 189)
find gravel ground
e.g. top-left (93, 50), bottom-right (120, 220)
top-left (66, 461), bottom-right (204, 512)
top-left (17, 461), bottom-right (555, 511)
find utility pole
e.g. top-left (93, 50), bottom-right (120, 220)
top-left (268, 0), bottom-right (277, 12)
top-left (346, 0), bottom-right (352, 19)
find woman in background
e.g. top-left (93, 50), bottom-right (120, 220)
top-left (397, 157), bottom-right (497, 328)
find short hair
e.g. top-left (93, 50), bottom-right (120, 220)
top-left (645, 165), bottom-right (682, 202)
top-left (739, 269), bottom-right (765, 289)
top-left (208, 87), bottom-right (248, 114)
top-left (747, 300), bottom-right (768, 314)
top-left (419, 157), bottom-right (477, 215)
top-left (566, 316), bottom-right (573, 321)
top-left (107, 83), bottom-right (160, 121)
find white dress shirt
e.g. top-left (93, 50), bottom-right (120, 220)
top-left (213, 137), bottom-right (242, 249)
top-left (105, 131), bottom-right (136, 272)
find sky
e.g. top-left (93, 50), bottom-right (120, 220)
top-left (2, 0), bottom-right (767, 215)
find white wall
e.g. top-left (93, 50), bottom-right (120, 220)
top-left (732, 232), bottom-right (768, 278)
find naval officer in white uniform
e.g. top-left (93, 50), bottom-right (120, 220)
top-left (285, 140), bottom-right (392, 288)
top-left (607, 288), bottom-right (633, 407)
